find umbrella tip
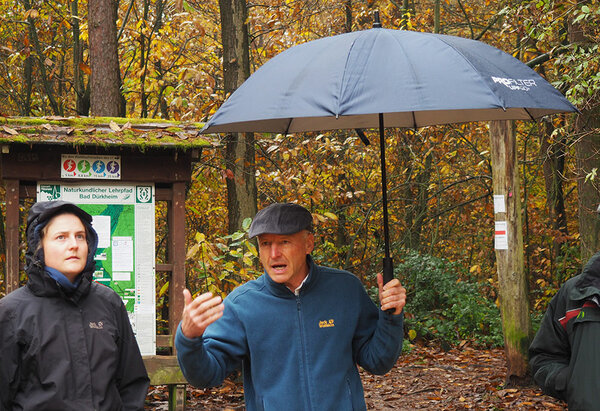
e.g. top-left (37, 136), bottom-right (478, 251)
top-left (373, 10), bottom-right (382, 28)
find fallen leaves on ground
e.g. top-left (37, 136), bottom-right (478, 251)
top-left (145, 344), bottom-right (566, 410)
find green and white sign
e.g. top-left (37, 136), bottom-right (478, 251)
top-left (38, 181), bottom-right (156, 355)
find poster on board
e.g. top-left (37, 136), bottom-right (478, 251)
top-left (37, 181), bottom-right (156, 355)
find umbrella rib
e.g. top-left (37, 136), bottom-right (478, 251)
top-left (524, 107), bottom-right (535, 121)
top-left (284, 118), bottom-right (292, 135)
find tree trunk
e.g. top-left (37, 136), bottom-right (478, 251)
top-left (219, 0), bottom-right (257, 232)
top-left (22, 0), bottom-right (60, 115)
top-left (570, 13), bottom-right (600, 263)
top-left (22, 55), bottom-right (32, 116)
top-left (344, 0), bottom-right (352, 33)
top-left (539, 119), bottom-right (569, 282)
top-left (88, 0), bottom-right (124, 117)
top-left (575, 109), bottom-right (600, 262)
top-left (71, 0), bottom-right (89, 115)
top-left (489, 120), bottom-right (532, 386)
top-left (434, 0), bottom-right (441, 33)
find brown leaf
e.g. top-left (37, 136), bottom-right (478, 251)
top-left (109, 121), bottom-right (121, 132)
top-left (79, 62), bottom-right (92, 75)
top-left (2, 126), bottom-right (18, 135)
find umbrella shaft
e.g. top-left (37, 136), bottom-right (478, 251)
top-left (379, 114), bottom-right (391, 258)
top-left (379, 113), bottom-right (394, 285)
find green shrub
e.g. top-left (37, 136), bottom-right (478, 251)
top-left (382, 249), bottom-right (503, 347)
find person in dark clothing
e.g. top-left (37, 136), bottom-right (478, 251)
top-left (529, 251), bottom-right (600, 411)
top-left (0, 201), bottom-right (149, 410)
top-left (176, 203), bottom-right (406, 411)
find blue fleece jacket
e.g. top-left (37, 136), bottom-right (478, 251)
top-left (176, 257), bottom-right (404, 411)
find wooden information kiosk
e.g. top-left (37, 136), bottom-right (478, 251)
top-left (1, 117), bottom-right (209, 410)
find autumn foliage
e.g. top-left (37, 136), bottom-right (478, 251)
top-left (1, 1), bottom-right (600, 349)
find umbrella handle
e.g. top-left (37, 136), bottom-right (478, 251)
top-left (383, 256), bottom-right (394, 284)
top-left (382, 257), bottom-right (395, 315)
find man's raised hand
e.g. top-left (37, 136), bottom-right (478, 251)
top-left (180, 289), bottom-right (225, 339)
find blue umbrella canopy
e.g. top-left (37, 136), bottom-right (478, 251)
top-left (202, 23), bottom-right (577, 284)
top-left (202, 27), bottom-right (576, 134)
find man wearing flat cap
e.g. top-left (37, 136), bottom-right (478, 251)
top-left (176, 203), bottom-right (406, 411)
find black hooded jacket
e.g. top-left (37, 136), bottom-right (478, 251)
top-left (529, 252), bottom-right (600, 411)
top-left (0, 201), bottom-right (149, 410)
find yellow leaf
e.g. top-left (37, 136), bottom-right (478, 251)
top-left (246, 241), bottom-right (258, 257)
top-left (323, 212), bottom-right (338, 221)
top-left (195, 232), bottom-right (206, 242)
top-left (408, 329), bottom-right (417, 340)
top-left (185, 243), bottom-right (199, 259)
top-left (159, 282), bottom-right (170, 297)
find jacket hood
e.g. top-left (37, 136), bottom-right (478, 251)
top-left (25, 201), bottom-right (99, 298)
top-left (572, 251), bottom-right (600, 301)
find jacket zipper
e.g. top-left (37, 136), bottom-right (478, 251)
top-left (296, 296), bottom-right (314, 410)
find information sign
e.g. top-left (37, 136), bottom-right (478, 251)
top-left (37, 181), bottom-right (156, 355)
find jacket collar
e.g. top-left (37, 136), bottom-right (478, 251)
top-left (263, 255), bottom-right (319, 297)
top-left (26, 262), bottom-right (93, 302)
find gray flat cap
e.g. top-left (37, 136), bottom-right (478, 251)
top-left (248, 203), bottom-right (313, 238)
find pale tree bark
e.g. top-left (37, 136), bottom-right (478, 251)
top-left (489, 120), bottom-right (532, 386)
top-left (88, 0), bottom-right (124, 116)
top-left (219, 0), bottom-right (257, 232)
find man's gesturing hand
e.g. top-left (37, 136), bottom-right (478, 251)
top-left (180, 289), bottom-right (225, 339)
top-left (377, 273), bottom-right (406, 315)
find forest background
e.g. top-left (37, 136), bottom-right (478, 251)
top-left (1, 0), bottom-right (600, 385)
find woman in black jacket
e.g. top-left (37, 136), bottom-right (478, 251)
top-left (0, 201), bottom-right (149, 410)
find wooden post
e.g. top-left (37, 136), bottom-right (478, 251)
top-left (169, 182), bottom-right (186, 339)
top-left (5, 179), bottom-right (20, 293)
top-left (489, 120), bottom-right (531, 384)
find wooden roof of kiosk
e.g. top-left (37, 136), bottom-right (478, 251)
top-left (0, 116), bottom-right (213, 339)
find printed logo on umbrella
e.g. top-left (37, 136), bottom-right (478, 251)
top-left (491, 76), bottom-right (537, 91)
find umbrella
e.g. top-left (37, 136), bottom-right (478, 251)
top-left (202, 14), bottom-right (577, 284)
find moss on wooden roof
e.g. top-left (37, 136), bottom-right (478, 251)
top-left (0, 116), bottom-right (215, 150)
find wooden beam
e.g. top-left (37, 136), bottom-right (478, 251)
top-left (156, 263), bottom-right (174, 272)
top-left (142, 355), bottom-right (187, 385)
top-left (169, 182), bottom-right (186, 339)
top-left (2, 147), bottom-right (193, 183)
top-left (5, 179), bottom-right (20, 293)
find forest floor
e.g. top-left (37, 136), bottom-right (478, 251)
top-left (145, 343), bottom-right (566, 410)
